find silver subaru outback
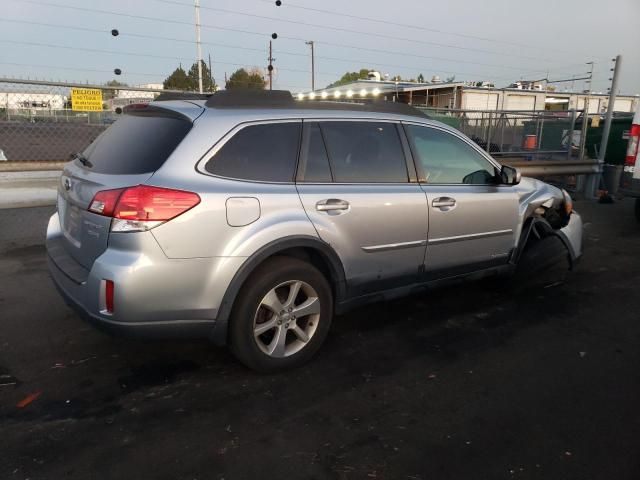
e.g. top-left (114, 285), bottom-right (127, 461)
top-left (47, 90), bottom-right (583, 372)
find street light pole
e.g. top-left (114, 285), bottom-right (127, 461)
top-left (305, 41), bottom-right (315, 92)
top-left (194, 0), bottom-right (203, 93)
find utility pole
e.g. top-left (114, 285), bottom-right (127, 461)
top-left (599, 55), bottom-right (622, 162)
top-left (208, 53), bottom-right (214, 92)
top-left (305, 40), bottom-right (315, 91)
top-left (268, 41), bottom-right (275, 91)
top-left (579, 61), bottom-right (594, 161)
top-left (194, 0), bottom-right (203, 93)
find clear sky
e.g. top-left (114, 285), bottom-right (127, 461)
top-left (2, 0), bottom-right (639, 94)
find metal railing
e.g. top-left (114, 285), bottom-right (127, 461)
top-left (418, 107), bottom-right (584, 161)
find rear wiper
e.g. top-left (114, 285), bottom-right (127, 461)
top-left (70, 152), bottom-right (93, 168)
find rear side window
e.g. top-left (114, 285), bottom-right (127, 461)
top-left (81, 113), bottom-right (192, 174)
top-left (319, 121), bottom-right (408, 183)
top-left (205, 122), bottom-right (301, 182)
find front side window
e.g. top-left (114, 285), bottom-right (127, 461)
top-left (205, 122), bottom-right (301, 182)
top-left (319, 121), bottom-right (408, 183)
top-left (405, 125), bottom-right (497, 184)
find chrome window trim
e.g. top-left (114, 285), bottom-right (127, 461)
top-left (428, 229), bottom-right (514, 245)
top-left (361, 239), bottom-right (427, 253)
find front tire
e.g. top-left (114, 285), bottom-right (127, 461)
top-left (229, 256), bottom-right (333, 372)
top-left (515, 235), bottom-right (571, 289)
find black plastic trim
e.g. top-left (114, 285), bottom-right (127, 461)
top-left (513, 216), bottom-right (577, 268)
top-left (209, 235), bottom-right (347, 345)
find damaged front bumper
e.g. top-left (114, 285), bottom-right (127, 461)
top-left (556, 210), bottom-right (583, 266)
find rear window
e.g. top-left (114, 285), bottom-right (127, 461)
top-left (80, 113), bottom-right (192, 174)
top-left (205, 122), bottom-right (301, 182)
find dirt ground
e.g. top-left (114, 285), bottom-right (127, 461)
top-left (1, 200), bottom-right (639, 480)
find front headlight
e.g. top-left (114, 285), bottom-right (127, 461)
top-left (562, 189), bottom-right (573, 216)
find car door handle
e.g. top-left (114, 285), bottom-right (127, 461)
top-left (316, 199), bottom-right (350, 212)
top-left (432, 197), bottom-right (456, 208)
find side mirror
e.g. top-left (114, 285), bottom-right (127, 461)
top-left (500, 165), bottom-right (521, 185)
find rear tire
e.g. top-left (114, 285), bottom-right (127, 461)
top-left (229, 256), bottom-right (333, 372)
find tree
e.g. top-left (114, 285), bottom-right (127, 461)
top-left (225, 68), bottom-right (266, 90)
top-left (326, 69), bottom-right (370, 88)
top-left (102, 80), bottom-right (128, 101)
top-left (163, 62), bottom-right (217, 91)
top-left (163, 66), bottom-right (191, 90)
top-left (417, 73), bottom-right (425, 83)
top-left (188, 60), bottom-right (216, 92)
top-left (445, 75), bottom-right (456, 83)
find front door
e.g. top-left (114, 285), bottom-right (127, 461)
top-left (403, 122), bottom-right (519, 277)
top-left (296, 120), bottom-right (429, 296)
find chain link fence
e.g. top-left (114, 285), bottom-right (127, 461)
top-left (1, 77), bottom-right (587, 165)
top-left (0, 78), bottom-right (170, 162)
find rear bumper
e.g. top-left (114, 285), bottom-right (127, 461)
top-left (48, 256), bottom-right (215, 339)
top-left (46, 212), bottom-right (244, 340)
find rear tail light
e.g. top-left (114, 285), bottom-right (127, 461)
top-left (105, 280), bottom-right (114, 314)
top-left (88, 185), bottom-right (200, 232)
top-left (626, 124), bottom-right (639, 166)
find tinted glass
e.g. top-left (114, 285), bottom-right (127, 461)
top-left (206, 122), bottom-right (301, 182)
top-left (299, 123), bottom-right (332, 182)
top-left (405, 125), bottom-right (497, 184)
top-left (320, 122), bottom-right (408, 183)
top-left (81, 113), bottom-right (192, 174)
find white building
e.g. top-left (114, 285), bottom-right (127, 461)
top-left (0, 90), bottom-right (66, 110)
top-left (301, 76), bottom-right (639, 113)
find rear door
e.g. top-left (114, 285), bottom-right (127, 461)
top-left (296, 120), bottom-right (428, 296)
top-left (56, 108), bottom-right (194, 270)
top-left (403, 122), bottom-right (519, 277)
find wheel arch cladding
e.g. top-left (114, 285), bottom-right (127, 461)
top-left (208, 235), bottom-right (347, 345)
top-left (515, 216), bottom-right (576, 268)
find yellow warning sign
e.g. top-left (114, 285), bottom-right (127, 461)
top-left (71, 88), bottom-right (103, 111)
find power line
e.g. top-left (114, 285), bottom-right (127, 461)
top-left (0, 16), bottom-right (584, 86)
top-left (0, 39), bottom-right (339, 78)
top-left (14, 0), bottom-right (589, 73)
top-left (152, 0), bottom-right (591, 67)
top-left (0, 35), bottom-right (564, 86)
top-left (0, 63), bottom-right (306, 89)
top-left (0, 17), bottom-right (565, 77)
top-left (256, 0), bottom-right (610, 61)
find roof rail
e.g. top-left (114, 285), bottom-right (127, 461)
top-left (154, 92), bottom-right (214, 102)
top-left (203, 89), bottom-right (430, 119)
top-left (205, 90), bottom-right (294, 108)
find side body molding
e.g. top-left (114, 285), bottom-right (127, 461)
top-left (209, 235), bottom-right (347, 345)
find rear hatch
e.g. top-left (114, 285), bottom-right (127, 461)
top-left (56, 104), bottom-right (198, 271)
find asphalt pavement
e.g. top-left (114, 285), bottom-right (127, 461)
top-left (1, 200), bottom-right (639, 480)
